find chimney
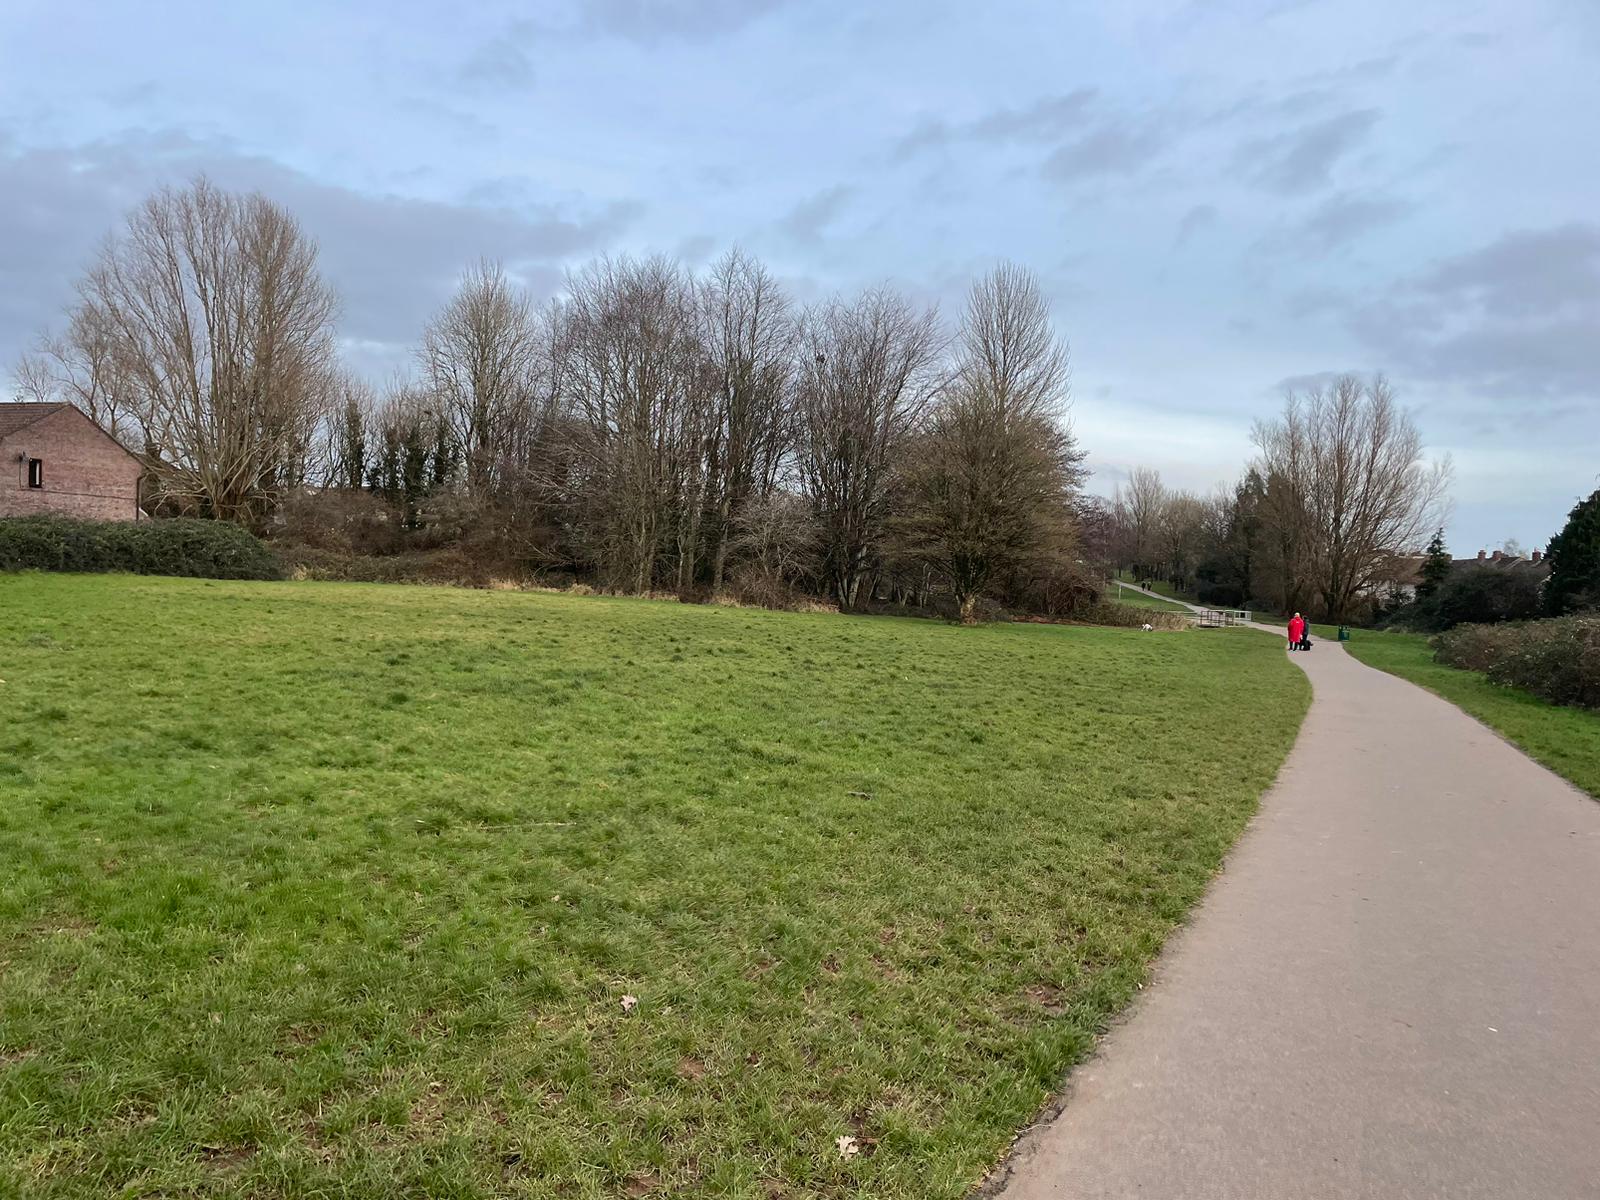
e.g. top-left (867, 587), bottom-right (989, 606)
top-left (1532, 550), bottom-right (1542, 564)
top-left (1477, 549), bottom-right (1486, 561)
top-left (1491, 549), bottom-right (1504, 562)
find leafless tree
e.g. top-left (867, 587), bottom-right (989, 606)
top-left (15, 304), bottom-right (141, 443)
top-left (697, 249), bottom-right (798, 590)
top-left (895, 264), bottom-right (1083, 620)
top-left (795, 287), bottom-right (944, 608)
top-left (419, 259), bottom-right (542, 497)
top-left (561, 255), bottom-right (714, 592)
top-left (1115, 465), bottom-right (1168, 578)
top-left (1253, 375), bottom-right (1451, 620)
top-left (69, 177), bottom-right (338, 524)
top-left (317, 375), bottom-right (377, 490)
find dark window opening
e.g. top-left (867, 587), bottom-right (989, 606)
top-left (27, 458), bottom-right (43, 489)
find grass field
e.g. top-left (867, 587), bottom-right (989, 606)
top-left (1102, 584), bottom-right (1192, 613)
top-left (1342, 630), bottom-right (1600, 799)
top-left (0, 574), bottom-right (1308, 1199)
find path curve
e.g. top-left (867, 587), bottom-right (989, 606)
top-left (992, 633), bottom-right (1600, 1199)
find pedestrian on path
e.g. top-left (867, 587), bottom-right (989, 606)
top-left (1287, 612), bottom-right (1306, 651)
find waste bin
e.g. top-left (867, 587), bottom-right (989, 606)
top-left (1338, 625), bottom-right (1350, 641)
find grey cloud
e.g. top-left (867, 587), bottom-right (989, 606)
top-left (556, 0), bottom-right (795, 44)
top-left (1176, 204), bottom-right (1219, 245)
top-left (1417, 224), bottom-right (1600, 318)
top-left (0, 132), bottom-right (641, 377)
top-left (1273, 369), bottom-right (1371, 394)
top-left (891, 89), bottom-right (1097, 161)
top-left (675, 233), bottom-right (717, 264)
top-left (1300, 192), bottom-right (1412, 249)
top-left (1238, 108), bottom-right (1380, 193)
top-left (971, 90), bottom-right (1098, 142)
top-left (1043, 118), bottom-right (1169, 180)
top-left (458, 33), bottom-right (537, 91)
top-left (779, 185), bottom-right (853, 244)
top-left (1345, 224), bottom-right (1600, 419)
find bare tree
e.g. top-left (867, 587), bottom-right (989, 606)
top-left (1116, 465), bottom-right (1168, 578)
top-left (698, 249), bottom-right (797, 590)
top-left (895, 263), bottom-right (1083, 620)
top-left (795, 287), bottom-right (944, 608)
top-left (15, 304), bottom-right (141, 443)
top-left (1253, 375), bottom-right (1451, 620)
top-left (419, 259), bottom-right (541, 497)
top-left (69, 177), bottom-right (337, 524)
top-left (317, 375), bottom-right (377, 490)
top-left (561, 255), bottom-right (714, 592)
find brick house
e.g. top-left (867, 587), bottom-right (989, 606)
top-left (0, 403), bottom-right (145, 521)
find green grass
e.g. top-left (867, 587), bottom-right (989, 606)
top-left (0, 574), bottom-right (1309, 1199)
top-left (1342, 630), bottom-right (1600, 799)
top-left (1103, 584), bottom-right (1192, 613)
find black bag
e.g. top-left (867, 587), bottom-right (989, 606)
top-left (1298, 636), bottom-right (1312, 651)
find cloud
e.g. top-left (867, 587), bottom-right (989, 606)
top-left (1299, 191), bottom-right (1412, 249)
top-left (1237, 108), bottom-right (1380, 193)
top-left (890, 90), bottom-right (1097, 161)
top-left (1043, 117), bottom-right (1170, 180)
top-left (778, 185), bottom-right (854, 244)
top-left (560, 0), bottom-right (796, 44)
top-left (0, 132), bottom-right (641, 377)
top-left (1416, 224), bottom-right (1600, 319)
top-left (1345, 223), bottom-right (1600, 418)
top-left (1176, 204), bottom-right (1219, 245)
top-left (458, 32), bottom-right (537, 91)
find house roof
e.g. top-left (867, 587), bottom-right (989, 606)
top-left (0, 402), bottom-right (68, 439)
top-left (0, 401), bottom-right (144, 466)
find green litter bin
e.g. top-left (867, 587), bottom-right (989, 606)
top-left (1338, 625), bottom-right (1350, 641)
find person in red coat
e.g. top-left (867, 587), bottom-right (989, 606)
top-left (1287, 612), bottom-right (1306, 650)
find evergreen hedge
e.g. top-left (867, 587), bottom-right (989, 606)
top-left (0, 516), bottom-right (282, 580)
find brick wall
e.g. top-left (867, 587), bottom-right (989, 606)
top-left (0, 408), bottom-right (143, 521)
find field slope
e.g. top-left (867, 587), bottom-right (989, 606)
top-left (0, 575), bottom-right (1306, 1199)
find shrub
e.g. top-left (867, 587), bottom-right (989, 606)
top-left (1545, 488), bottom-right (1600, 616)
top-left (1080, 601), bottom-right (1188, 630)
top-left (1435, 615), bottom-right (1600, 710)
top-left (1392, 564), bottom-right (1545, 631)
top-left (0, 516), bottom-right (282, 580)
top-left (276, 487), bottom-right (402, 555)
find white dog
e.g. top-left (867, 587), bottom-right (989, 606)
top-left (1141, 622), bottom-right (1153, 632)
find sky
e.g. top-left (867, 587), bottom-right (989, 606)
top-left (2, 0), bottom-right (1596, 553)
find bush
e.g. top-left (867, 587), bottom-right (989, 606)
top-left (1391, 564), bottom-right (1545, 631)
top-left (276, 487), bottom-right (403, 555)
top-left (1435, 615), bottom-right (1600, 710)
top-left (0, 516), bottom-right (282, 580)
top-left (1079, 601), bottom-right (1189, 630)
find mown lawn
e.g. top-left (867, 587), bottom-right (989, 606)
top-left (1342, 630), bottom-right (1600, 799)
top-left (1103, 584), bottom-right (1191, 613)
top-left (0, 574), bottom-right (1307, 1199)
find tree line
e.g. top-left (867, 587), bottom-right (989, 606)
top-left (1102, 375), bottom-right (1452, 623)
top-left (15, 178), bottom-right (1088, 617)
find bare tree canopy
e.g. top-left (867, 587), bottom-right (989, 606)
top-left (419, 259), bottom-right (542, 497)
top-left (1252, 375), bottom-right (1451, 620)
top-left (698, 248), bottom-right (797, 590)
top-left (795, 287), bottom-right (944, 608)
top-left (61, 177), bottom-right (339, 524)
top-left (896, 263), bottom-right (1084, 619)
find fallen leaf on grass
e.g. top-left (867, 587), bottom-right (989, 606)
top-left (836, 1135), bottom-right (859, 1158)
top-left (621, 994), bottom-right (639, 1013)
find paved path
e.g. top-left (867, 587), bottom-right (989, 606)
top-left (993, 633), bottom-right (1600, 1199)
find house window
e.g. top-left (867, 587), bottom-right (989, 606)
top-left (26, 459), bottom-right (43, 489)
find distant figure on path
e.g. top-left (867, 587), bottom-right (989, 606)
top-left (1287, 612), bottom-right (1306, 651)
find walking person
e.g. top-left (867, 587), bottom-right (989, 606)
top-left (1287, 612), bottom-right (1306, 651)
